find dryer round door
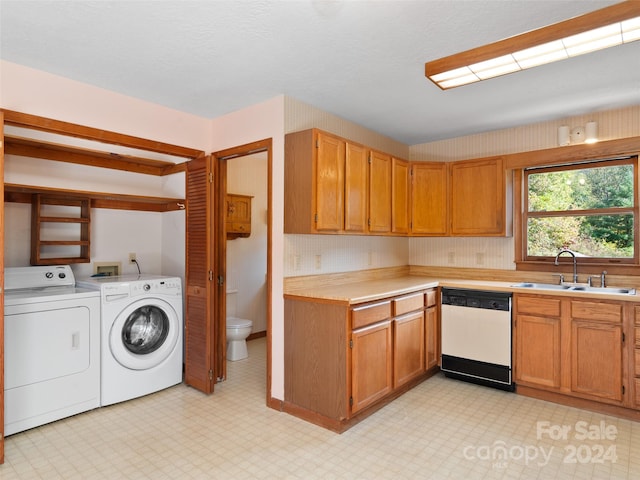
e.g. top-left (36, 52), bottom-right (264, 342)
top-left (109, 297), bottom-right (180, 370)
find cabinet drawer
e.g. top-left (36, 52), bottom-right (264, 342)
top-left (636, 328), bottom-right (640, 347)
top-left (516, 295), bottom-right (561, 317)
top-left (426, 289), bottom-right (437, 307)
top-left (352, 301), bottom-right (392, 330)
top-left (393, 292), bottom-right (424, 316)
top-left (571, 301), bottom-right (622, 323)
top-left (227, 222), bottom-right (250, 233)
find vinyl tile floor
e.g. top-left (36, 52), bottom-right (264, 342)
top-left (2, 337), bottom-right (640, 479)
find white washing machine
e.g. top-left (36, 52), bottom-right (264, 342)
top-left (76, 274), bottom-right (183, 406)
top-left (4, 265), bottom-right (101, 436)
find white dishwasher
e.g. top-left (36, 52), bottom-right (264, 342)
top-left (440, 288), bottom-right (514, 391)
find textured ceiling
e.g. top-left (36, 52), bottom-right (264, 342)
top-left (1, 0), bottom-right (639, 145)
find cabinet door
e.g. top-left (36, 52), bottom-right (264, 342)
top-left (344, 142), bottom-right (368, 233)
top-left (351, 320), bottom-right (393, 414)
top-left (394, 311), bottom-right (425, 387)
top-left (411, 162), bottom-right (448, 235)
top-left (226, 194), bottom-right (251, 223)
top-left (316, 132), bottom-right (345, 231)
top-left (226, 194), bottom-right (252, 237)
top-left (515, 314), bottom-right (561, 389)
top-left (571, 320), bottom-right (623, 403)
top-left (450, 158), bottom-right (506, 236)
top-left (368, 150), bottom-right (392, 233)
top-left (425, 305), bottom-right (439, 370)
top-left (391, 158), bottom-right (410, 234)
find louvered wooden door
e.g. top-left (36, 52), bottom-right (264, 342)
top-left (184, 155), bottom-right (216, 393)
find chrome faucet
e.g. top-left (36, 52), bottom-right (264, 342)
top-left (554, 249), bottom-right (578, 283)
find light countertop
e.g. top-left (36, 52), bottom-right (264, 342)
top-left (284, 275), bottom-right (640, 305)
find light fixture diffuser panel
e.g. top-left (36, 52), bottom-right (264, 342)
top-left (425, 3), bottom-right (640, 89)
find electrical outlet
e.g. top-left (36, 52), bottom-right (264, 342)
top-left (447, 252), bottom-right (455, 264)
top-left (315, 254), bottom-right (322, 270)
top-left (129, 252), bottom-right (137, 264)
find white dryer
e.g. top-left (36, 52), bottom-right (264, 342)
top-left (77, 275), bottom-right (183, 406)
top-left (4, 265), bottom-right (101, 435)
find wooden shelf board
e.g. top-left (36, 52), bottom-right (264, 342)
top-left (5, 134), bottom-right (186, 176)
top-left (32, 257), bottom-right (90, 265)
top-left (5, 184), bottom-right (186, 212)
top-left (2, 108), bottom-right (204, 160)
top-left (39, 216), bottom-right (91, 224)
top-left (39, 240), bottom-right (90, 246)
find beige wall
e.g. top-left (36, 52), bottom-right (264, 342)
top-left (410, 105), bottom-right (639, 161)
top-left (284, 97), bottom-right (408, 157)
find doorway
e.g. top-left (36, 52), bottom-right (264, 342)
top-left (225, 152), bottom-right (268, 341)
top-left (214, 140), bottom-right (272, 398)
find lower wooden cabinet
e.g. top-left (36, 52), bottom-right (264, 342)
top-left (393, 311), bottom-right (425, 388)
top-left (284, 287), bottom-right (438, 432)
top-left (571, 319), bottom-right (623, 402)
top-left (514, 295), bottom-right (562, 389)
top-left (425, 290), bottom-right (439, 369)
top-left (352, 320), bottom-right (393, 413)
top-left (514, 294), bottom-right (626, 406)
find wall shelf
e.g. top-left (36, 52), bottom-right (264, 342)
top-left (4, 134), bottom-right (185, 176)
top-left (5, 184), bottom-right (186, 212)
top-left (31, 194), bottom-right (91, 265)
top-left (2, 109), bottom-right (203, 212)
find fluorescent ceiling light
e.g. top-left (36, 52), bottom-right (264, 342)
top-left (425, 2), bottom-right (640, 90)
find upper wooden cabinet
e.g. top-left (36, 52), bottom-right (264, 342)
top-left (450, 157), bottom-right (511, 236)
top-left (285, 129), bottom-right (399, 235)
top-left (368, 150), bottom-right (392, 233)
top-left (225, 193), bottom-right (252, 239)
top-left (411, 162), bottom-right (448, 235)
top-left (284, 128), bottom-right (512, 237)
top-left (344, 142), bottom-right (368, 233)
top-left (285, 129), bottom-right (344, 233)
top-left (315, 132), bottom-right (346, 232)
top-left (391, 158), bottom-right (410, 234)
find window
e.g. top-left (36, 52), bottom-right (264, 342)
top-left (522, 157), bottom-right (638, 265)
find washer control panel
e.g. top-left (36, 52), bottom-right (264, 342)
top-left (130, 278), bottom-right (182, 297)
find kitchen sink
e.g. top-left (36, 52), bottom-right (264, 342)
top-left (511, 282), bottom-right (636, 295)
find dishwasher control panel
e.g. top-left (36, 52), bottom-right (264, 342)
top-left (441, 288), bottom-right (511, 311)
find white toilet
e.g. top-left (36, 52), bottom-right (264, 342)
top-left (225, 289), bottom-right (252, 361)
top-left (226, 317), bottom-right (253, 361)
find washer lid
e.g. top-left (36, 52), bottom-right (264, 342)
top-left (227, 317), bottom-right (252, 328)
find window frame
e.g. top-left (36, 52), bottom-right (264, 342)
top-left (513, 146), bottom-right (640, 275)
